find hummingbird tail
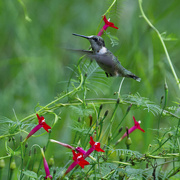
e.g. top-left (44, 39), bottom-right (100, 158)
top-left (127, 74), bottom-right (141, 82)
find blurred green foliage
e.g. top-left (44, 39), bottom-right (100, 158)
top-left (0, 0), bottom-right (180, 179)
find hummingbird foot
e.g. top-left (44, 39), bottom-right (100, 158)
top-left (105, 72), bottom-right (109, 77)
top-left (105, 72), bottom-right (114, 77)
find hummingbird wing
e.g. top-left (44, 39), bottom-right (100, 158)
top-left (67, 49), bottom-right (94, 56)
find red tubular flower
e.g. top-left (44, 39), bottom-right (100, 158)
top-left (41, 148), bottom-right (52, 179)
top-left (120, 116), bottom-right (145, 139)
top-left (72, 150), bottom-right (89, 168)
top-left (25, 114), bottom-right (51, 141)
top-left (50, 139), bottom-right (75, 150)
top-left (103, 15), bottom-right (119, 29)
top-left (84, 136), bottom-right (105, 158)
top-left (98, 15), bottom-right (118, 36)
top-left (75, 147), bottom-right (87, 154)
top-left (89, 136), bottom-right (105, 152)
top-left (64, 137), bottom-right (104, 176)
top-left (36, 114), bottom-right (51, 132)
top-left (50, 139), bottom-right (88, 155)
top-left (115, 116), bottom-right (145, 145)
top-left (65, 150), bottom-right (89, 175)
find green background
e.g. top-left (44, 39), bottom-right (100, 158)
top-left (0, 0), bottom-right (180, 178)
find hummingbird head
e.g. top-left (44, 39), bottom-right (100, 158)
top-left (72, 33), bottom-right (105, 53)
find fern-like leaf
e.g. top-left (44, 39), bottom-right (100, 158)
top-left (123, 93), bottom-right (161, 115)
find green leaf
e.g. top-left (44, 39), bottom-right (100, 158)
top-left (22, 170), bottom-right (37, 178)
top-left (69, 105), bottom-right (94, 118)
top-left (105, 32), bottom-right (119, 47)
top-left (0, 116), bottom-right (15, 124)
top-left (69, 121), bottom-right (90, 135)
top-left (123, 93), bottom-right (161, 115)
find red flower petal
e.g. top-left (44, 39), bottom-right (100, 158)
top-left (94, 142), bottom-right (105, 152)
top-left (89, 136), bottom-right (95, 146)
top-left (36, 114), bottom-right (51, 132)
top-left (72, 150), bottom-right (78, 161)
top-left (72, 150), bottom-right (89, 168)
top-left (103, 15), bottom-right (118, 29)
top-left (42, 122), bottom-right (51, 132)
top-left (78, 158), bottom-right (89, 168)
top-left (36, 114), bottom-right (45, 124)
top-left (133, 116), bottom-right (145, 132)
top-left (89, 136), bottom-right (105, 152)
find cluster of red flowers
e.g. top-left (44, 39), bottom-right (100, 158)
top-left (25, 113), bottom-right (145, 178)
top-left (63, 136), bottom-right (105, 175)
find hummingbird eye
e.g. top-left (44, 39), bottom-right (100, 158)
top-left (93, 37), bottom-right (98, 42)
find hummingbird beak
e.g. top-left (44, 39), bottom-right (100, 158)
top-left (72, 33), bottom-right (90, 39)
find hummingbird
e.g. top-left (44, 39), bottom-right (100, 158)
top-left (72, 33), bottom-right (141, 82)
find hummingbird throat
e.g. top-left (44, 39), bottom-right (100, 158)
top-left (97, 47), bottom-right (107, 54)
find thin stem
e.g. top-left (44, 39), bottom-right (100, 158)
top-left (173, 119), bottom-right (180, 171)
top-left (138, 0), bottom-right (180, 89)
top-left (98, 113), bottom-right (108, 141)
top-left (7, 156), bottom-right (12, 180)
top-left (20, 73), bottom-right (84, 123)
top-left (168, 167), bottom-right (180, 179)
top-left (151, 136), bottom-right (171, 154)
top-left (100, 99), bottom-right (119, 144)
top-left (17, 0), bottom-right (32, 22)
top-left (104, 0), bottom-right (117, 16)
top-left (118, 77), bottom-right (125, 99)
top-left (20, 144), bottom-right (24, 180)
top-left (113, 104), bottom-right (132, 140)
top-left (158, 81), bottom-right (168, 138)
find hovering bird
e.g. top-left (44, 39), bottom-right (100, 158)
top-left (72, 33), bottom-right (141, 82)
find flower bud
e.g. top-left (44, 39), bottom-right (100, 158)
top-left (53, 169), bottom-right (56, 175)
top-left (119, 152), bottom-right (125, 161)
top-left (119, 171), bottom-right (125, 177)
top-left (168, 132), bottom-right (173, 138)
top-left (89, 115), bottom-right (92, 126)
top-left (43, 146), bottom-right (46, 152)
top-left (126, 127), bottom-right (129, 138)
top-left (126, 104), bottom-right (132, 113)
top-left (108, 134), bottom-right (112, 141)
top-left (48, 157), bottom-right (55, 167)
top-left (160, 96), bottom-right (164, 104)
top-left (118, 127), bottom-right (123, 133)
top-left (10, 161), bottom-right (16, 170)
top-left (164, 82), bottom-right (168, 90)
top-left (125, 137), bottom-right (132, 146)
top-left (116, 98), bottom-right (120, 104)
top-left (0, 159), bottom-right (5, 168)
top-left (99, 104), bottom-right (103, 110)
top-left (78, 117), bottom-right (81, 122)
top-left (104, 110), bottom-right (108, 117)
